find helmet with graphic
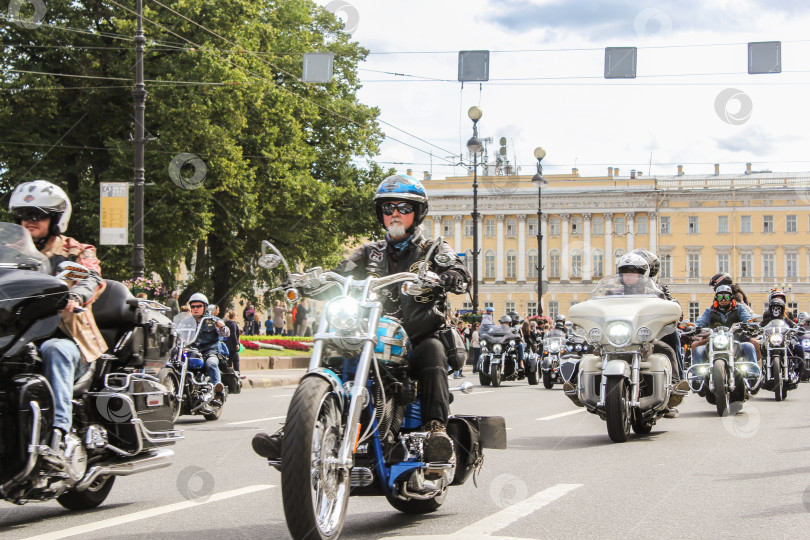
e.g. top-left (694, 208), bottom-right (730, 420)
top-left (9, 180), bottom-right (72, 236)
top-left (768, 289), bottom-right (787, 305)
top-left (373, 174), bottom-right (429, 231)
top-left (798, 312), bottom-right (809, 325)
top-left (709, 272), bottom-right (733, 289)
top-left (373, 317), bottom-right (410, 366)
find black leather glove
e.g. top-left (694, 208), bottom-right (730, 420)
top-left (439, 270), bottom-right (466, 294)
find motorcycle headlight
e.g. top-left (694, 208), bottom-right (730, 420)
top-left (566, 344), bottom-right (573, 351)
top-left (712, 334), bottom-right (730, 350)
top-left (802, 338), bottom-right (810, 350)
top-left (480, 339), bottom-right (487, 348)
top-left (587, 328), bottom-right (602, 344)
top-left (575, 344), bottom-right (582, 352)
top-left (493, 344), bottom-right (503, 354)
top-left (768, 333), bottom-right (784, 346)
top-left (509, 340), bottom-right (517, 348)
top-left (325, 296), bottom-right (361, 332)
top-left (636, 326), bottom-right (652, 342)
top-left (548, 341), bottom-right (561, 353)
top-left (607, 321), bottom-right (632, 347)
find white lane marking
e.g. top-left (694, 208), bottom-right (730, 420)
top-left (536, 409), bottom-right (586, 421)
top-left (467, 390), bottom-right (494, 395)
top-left (228, 416), bottom-right (286, 425)
top-left (21, 485), bottom-right (275, 540)
top-left (379, 483), bottom-right (582, 539)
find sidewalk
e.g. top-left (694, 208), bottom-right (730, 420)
top-left (241, 368), bottom-right (306, 390)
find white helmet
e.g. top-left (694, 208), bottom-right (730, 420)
top-left (616, 253), bottom-right (650, 277)
top-left (9, 180), bottom-right (72, 234)
top-left (188, 293), bottom-right (209, 306)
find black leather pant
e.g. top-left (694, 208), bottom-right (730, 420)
top-left (409, 336), bottom-right (450, 426)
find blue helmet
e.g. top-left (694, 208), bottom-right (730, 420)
top-left (373, 174), bottom-right (429, 230)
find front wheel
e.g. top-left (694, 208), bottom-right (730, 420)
top-left (774, 359), bottom-right (784, 401)
top-left (57, 476), bottom-right (116, 510)
top-left (491, 365), bottom-right (501, 388)
top-left (282, 377), bottom-right (350, 540)
top-left (713, 360), bottom-right (729, 416)
top-left (386, 488), bottom-right (446, 514)
top-left (478, 370), bottom-right (491, 386)
top-left (605, 377), bottom-right (631, 443)
top-left (542, 371), bottom-right (554, 389)
top-left (527, 370), bottom-right (539, 385)
top-left (157, 368), bottom-right (181, 423)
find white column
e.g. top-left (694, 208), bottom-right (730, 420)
top-left (626, 212), bottom-right (635, 252)
top-left (540, 215), bottom-right (549, 281)
top-left (649, 212), bottom-right (658, 253)
top-left (583, 213), bottom-right (592, 282)
top-left (605, 213), bottom-right (614, 271)
top-left (517, 214), bottom-right (527, 282)
top-left (453, 215), bottom-right (463, 253)
top-left (477, 218), bottom-right (484, 282)
top-left (496, 215), bottom-right (505, 283)
top-left (433, 215), bottom-right (442, 240)
top-left (560, 213), bottom-right (570, 282)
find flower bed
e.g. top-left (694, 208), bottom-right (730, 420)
top-left (256, 339), bottom-right (309, 352)
top-left (240, 339), bottom-right (259, 351)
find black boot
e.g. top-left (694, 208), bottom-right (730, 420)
top-left (252, 428), bottom-right (283, 461)
top-left (422, 420), bottom-right (454, 463)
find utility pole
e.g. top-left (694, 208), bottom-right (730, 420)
top-left (132, 0), bottom-right (146, 278)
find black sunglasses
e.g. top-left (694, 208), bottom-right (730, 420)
top-left (14, 209), bottom-right (50, 222)
top-left (190, 303), bottom-right (205, 309)
top-left (716, 293), bottom-right (732, 301)
top-left (380, 202), bottom-right (415, 216)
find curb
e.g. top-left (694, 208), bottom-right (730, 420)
top-left (244, 374), bottom-right (303, 390)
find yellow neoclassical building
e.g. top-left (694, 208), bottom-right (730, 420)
top-left (417, 165), bottom-right (810, 322)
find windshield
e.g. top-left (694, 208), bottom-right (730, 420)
top-left (763, 319), bottom-right (790, 334)
top-left (0, 223), bottom-right (50, 274)
top-left (586, 274), bottom-right (665, 300)
top-left (175, 313), bottom-right (199, 343)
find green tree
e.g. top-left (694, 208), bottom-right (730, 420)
top-left (0, 0), bottom-right (384, 312)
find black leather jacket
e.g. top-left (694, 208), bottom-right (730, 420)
top-left (333, 230), bottom-right (471, 342)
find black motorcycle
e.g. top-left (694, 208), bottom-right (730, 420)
top-left (158, 312), bottom-right (234, 422)
top-left (0, 223), bottom-right (182, 509)
top-left (478, 325), bottom-right (534, 386)
top-left (799, 330), bottom-right (810, 381)
top-left (758, 320), bottom-right (803, 400)
top-left (541, 329), bottom-right (590, 389)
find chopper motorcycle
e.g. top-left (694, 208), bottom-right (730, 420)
top-left (758, 319), bottom-right (803, 401)
top-left (253, 238), bottom-right (506, 540)
top-left (567, 275), bottom-right (688, 443)
top-left (0, 223), bottom-right (182, 509)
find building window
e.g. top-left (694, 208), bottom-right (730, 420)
top-left (592, 217), bottom-right (604, 235)
top-left (660, 254), bottom-right (672, 279)
top-left (506, 250), bottom-right (517, 279)
top-left (789, 302), bottom-right (799, 317)
top-left (571, 217), bottom-right (582, 236)
top-left (740, 215), bottom-right (752, 233)
top-left (506, 218), bottom-right (517, 238)
top-left (660, 216), bottom-right (671, 235)
top-left (689, 302), bottom-right (700, 321)
top-left (526, 302), bottom-right (538, 317)
top-left (687, 253), bottom-right (700, 278)
top-left (763, 215), bottom-right (774, 233)
top-left (464, 219), bottom-right (473, 237)
top-left (484, 301), bottom-right (494, 311)
top-left (423, 219), bottom-right (433, 233)
top-left (570, 250), bottom-right (582, 278)
top-left (718, 216), bottom-right (729, 234)
top-left (593, 249), bottom-right (604, 278)
top-left (614, 217), bottom-right (625, 235)
top-left (740, 253), bottom-right (753, 278)
top-left (762, 252), bottom-right (775, 279)
top-left (528, 250), bottom-right (538, 279)
top-left (549, 250), bottom-right (561, 278)
top-left (462, 302), bottom-right (472, 311)
top-left (786, 253), bottom-right (798, 278)
top-left (688, 216), bottom-right (699, 234)
top-left (550, 218), bottom-right (560, 236)
top-left (636, 216), bottom-right (647, 235)
top-left (443, 219), bottom-right (453, 237)
top-left (485, 219), bottom-right (495, 236)
top-left (548, 301), bottom-right (559, 320)
top-left (786, 215), bottom-right (797, 233)
top-left (528, 218), bottom-right (537, 237)
top-left (484, 250), bottom-right (495, 278)
top-left (717, 253), bottom-right (729, 274)
top-left (505, 301), bottom-right (515, 314)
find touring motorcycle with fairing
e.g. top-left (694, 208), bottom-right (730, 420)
top-left (478, 325), bottom-right (537, 386)
top-left (0, 223), bottom-right (181, 509)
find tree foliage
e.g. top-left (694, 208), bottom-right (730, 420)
top-left (0, 0), bottom-right (386, 311)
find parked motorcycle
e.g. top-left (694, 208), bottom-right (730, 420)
top-left (254, 238), bottom-right (506, 540)
top-left (758, 320), bottom-right (803, 400)
top-left (686, 322), bottom-right (761, 416)
top-left (158, 311), bottom-right (232, 422)
top-left (567, 275), bottom-right (687, 443)
top-left (0, 223), bottom-right (182, 509)
top-left (478, 325), bottom-right (535, 386)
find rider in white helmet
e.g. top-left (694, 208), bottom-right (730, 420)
top-left (10, 180), bottom-right (107, 464)
top-left (188, 292), bottom-right (229, 402)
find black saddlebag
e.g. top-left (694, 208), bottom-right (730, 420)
top-left (448, 415), bottom-right (507, 486)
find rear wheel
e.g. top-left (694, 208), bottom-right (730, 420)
top-left (57, 476), bottom-right (116, 510)
top-left (386, 488), bottom-right (446, 514)
top-left (542, 371), bottom-right (554, 389)
top-left (630, 408), bottom-right (653, 435)
top-left (527, 370), bottom-right (539, 385)
top-left (203, 403), bottom-right (223, 421)
top-left (605, 377), bottom-right (631, 443)
top-left (713, 360), bottom-right (729, 416)
top-left (157, 368), bottom-right (181, 423)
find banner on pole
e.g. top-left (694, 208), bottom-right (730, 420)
top-left (100, 182), bottom-right (129, 245)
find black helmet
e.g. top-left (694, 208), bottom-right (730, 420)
top-left (499, 315), bottom-right (512, 325)
top-left (373, 174), bottom-right (429, 231)
top-left (508, 311), bottom-right (521, 325)
top-left (709, 272), bottom-right (732, 289)
top-left (631, 249), bottom-right (660, 278)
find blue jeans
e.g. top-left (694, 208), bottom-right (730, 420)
top-left (472, 348), bottom-right (481, 373)
top-left (41, 338), bottom-right (86, 432)
top-left (693, 341), bottom-right (757, 365)
top-left (204, 352), bottom-right (222, 385)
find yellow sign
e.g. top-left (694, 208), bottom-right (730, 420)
top-left (100, 183), bottom-right (128, 245)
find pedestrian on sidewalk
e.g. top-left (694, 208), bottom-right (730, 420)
top-left (224, 310), bottom-right (241, 373)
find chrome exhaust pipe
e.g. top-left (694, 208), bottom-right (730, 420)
top-left (75, 447), bottom-right (174, 491)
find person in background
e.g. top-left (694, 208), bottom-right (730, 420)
top-left (296, 301), bottom-right (310, 336)
top-left (166, 290), bottom-right (180, 319)
top-left (470, 322), bottom-right (481, 374)
top-left (224, 310), bottom-right (241, 373)
top-left (136, 292), bottom-right (148, 299)
top-left (264, 316), bottom-right (274, 336)
top-left (273, 299), bottom-right (287, 336)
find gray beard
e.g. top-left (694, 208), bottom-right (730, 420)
top-left (387, 222), bottom-right (407, 239)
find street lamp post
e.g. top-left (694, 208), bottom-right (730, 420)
top-left (531, 147), bottom-right (547, 316)
top-left (466, 106), bottom-right (484, 315)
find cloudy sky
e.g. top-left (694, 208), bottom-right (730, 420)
top-left (317, 0), bottom-right (810, 179)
